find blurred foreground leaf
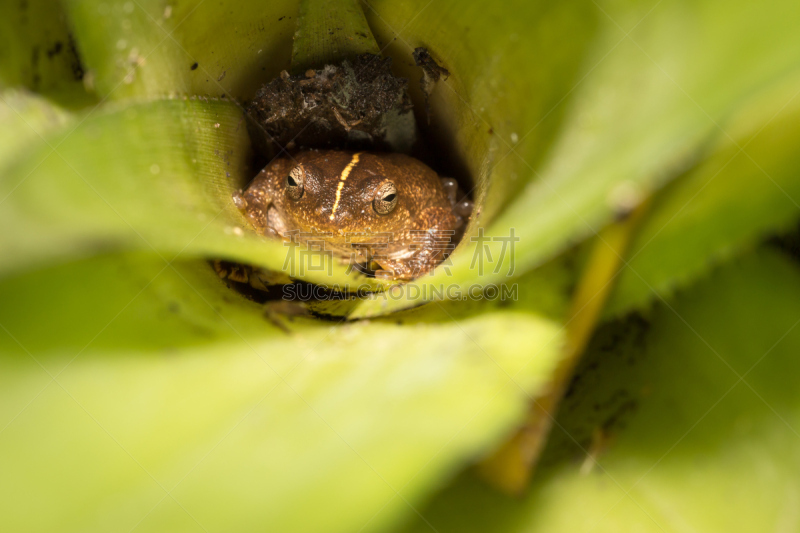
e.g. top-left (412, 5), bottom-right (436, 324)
top-left (396, 249), bottom-right (800, 533)
top-left (0, 253), bottom-right (563, 532)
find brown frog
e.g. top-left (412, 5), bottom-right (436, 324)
top-left (231, 149), bottom-right (472, 280)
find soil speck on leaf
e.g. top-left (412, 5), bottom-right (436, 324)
top-left (412, 47), bottom-right (450, 122)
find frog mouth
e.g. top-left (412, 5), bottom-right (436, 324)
top-left (281, 231), bottom-right (417, 267)
top-left (290, 235), bottom-right (402, 262)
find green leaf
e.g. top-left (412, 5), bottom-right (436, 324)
top-left (394, 248), bottom-right (800, 533)
top-left (64, 0), bottom-right (300, 100)
top-left (0, 90), bottom-right (73, 170)
top-left (0, 0), bottom-right (94, 108)
top-left (606, 76), bottom-right (800, 317)
top-left (291, 0), bottom-right (381, 73)
top-left (0, 97), bottom-right (245, 271)
top-left (0, 253), bottom-right (563, 532)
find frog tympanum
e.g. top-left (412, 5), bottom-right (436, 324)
top-left (230, 149), bottom-right (471, 281)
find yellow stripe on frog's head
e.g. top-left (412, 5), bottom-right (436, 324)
top-left (329, 152), bottom-right (362, 220)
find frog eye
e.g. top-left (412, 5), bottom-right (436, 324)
top-left (373, 181), bottom-right (398, 215)
top-left (285, 166), bottom-right (304, 200)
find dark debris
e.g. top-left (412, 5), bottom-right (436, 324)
top-left (246, 54), bottom-right (416, 155)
